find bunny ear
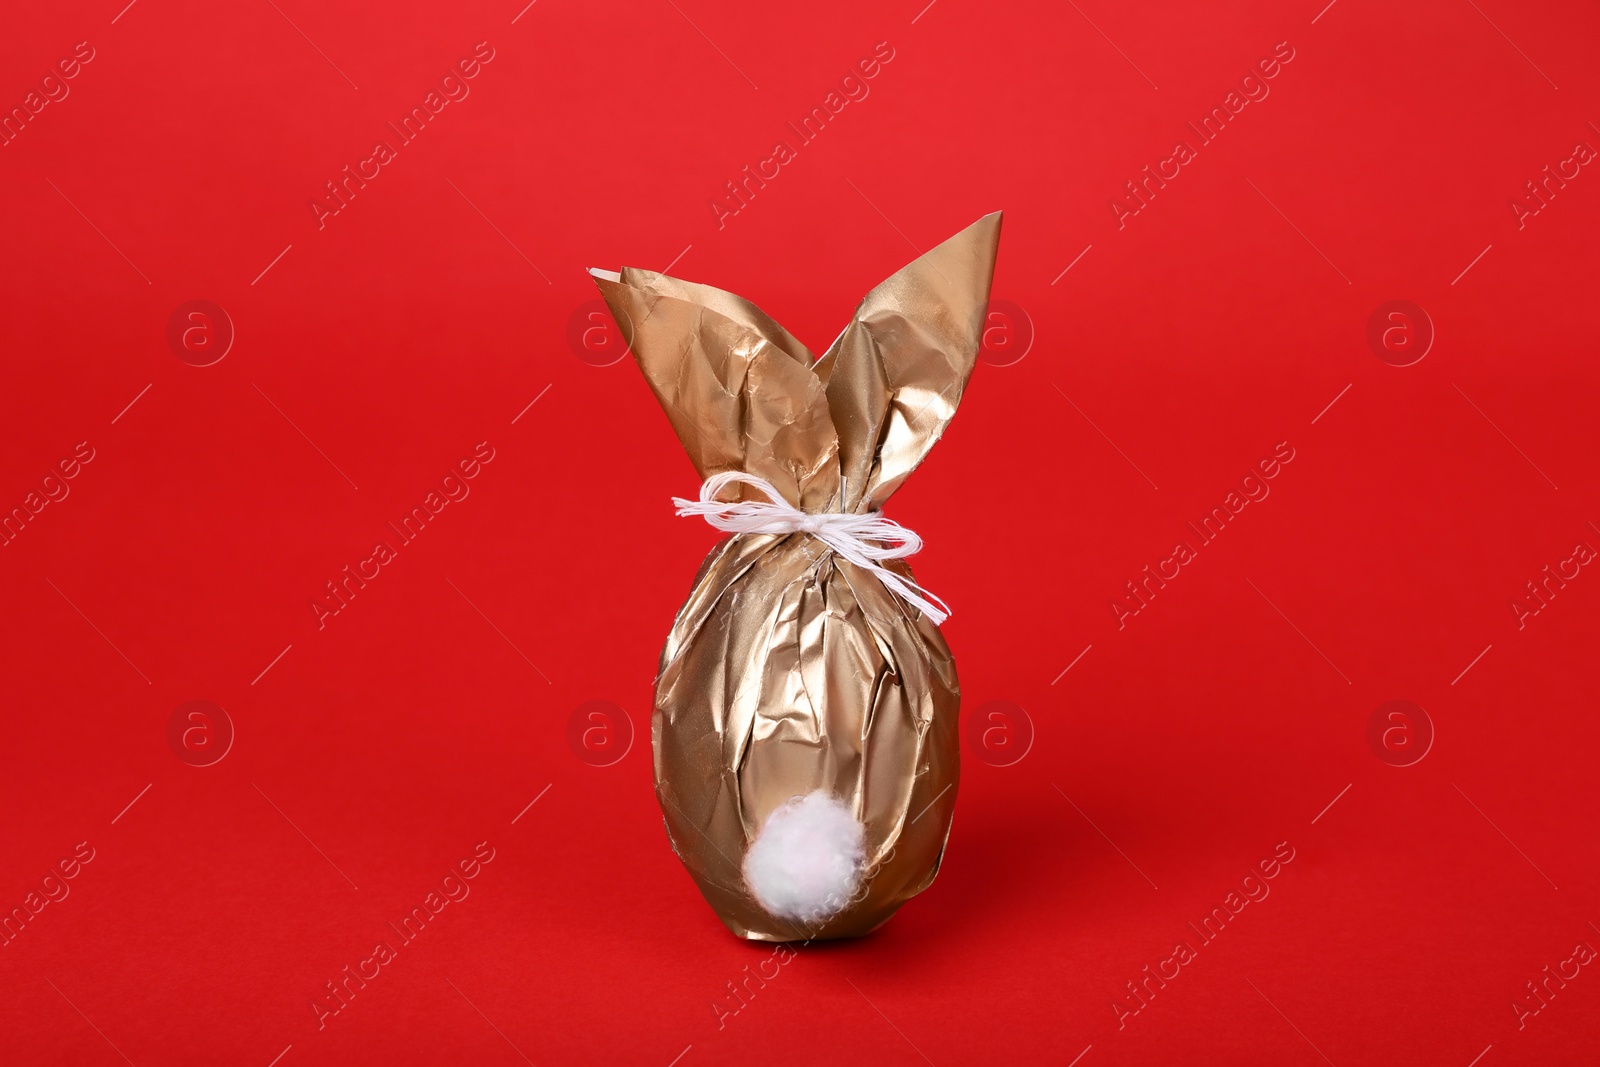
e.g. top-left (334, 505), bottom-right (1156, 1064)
top-left (816, 212), bottom-right (1002, 512)
top-left (610, 268), bottom-right (817, 368)
top-left (591, 267), bottom-right (841, 511)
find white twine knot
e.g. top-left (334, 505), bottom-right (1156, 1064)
top-left (672, 471), bottom-right (952, 625)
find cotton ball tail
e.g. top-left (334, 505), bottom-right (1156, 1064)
top-left (742, 791), bottom-right (866, 924)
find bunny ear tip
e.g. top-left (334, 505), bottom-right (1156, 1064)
top-left (950, 211), bottom-right (1003, 245)
top-left (587, 267), bottom-right (622, 282)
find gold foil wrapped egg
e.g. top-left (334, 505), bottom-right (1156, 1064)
top-left (590, 212), bottom-right (1001, 940)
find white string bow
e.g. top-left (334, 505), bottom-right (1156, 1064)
top-left (672, 471), bottom-right (952, 625)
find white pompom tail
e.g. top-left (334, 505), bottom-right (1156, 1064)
top-left (742, 791), bottom-right (866, 924)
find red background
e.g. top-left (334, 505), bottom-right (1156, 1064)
top-left (2, 0), bottom-right (1598, 1063)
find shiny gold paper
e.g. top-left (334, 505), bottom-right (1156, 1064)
top-left (593, 212), bottom-right (1001, 940)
